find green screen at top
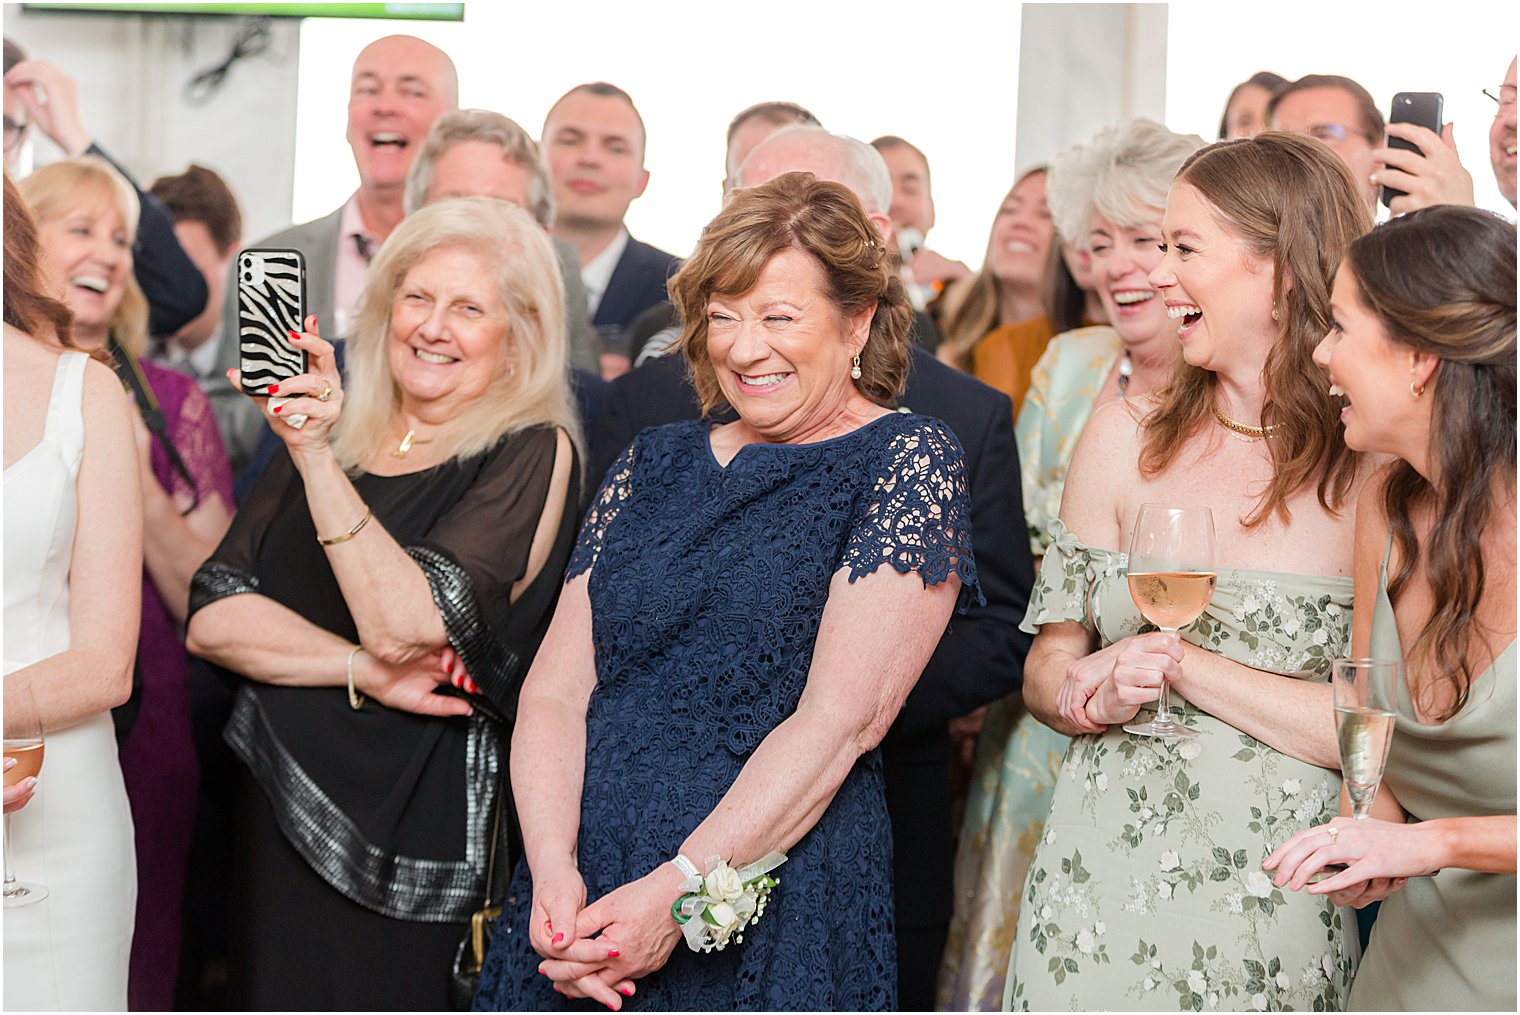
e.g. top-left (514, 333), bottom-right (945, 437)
top-left (22, 3), bottom-right (464, 20)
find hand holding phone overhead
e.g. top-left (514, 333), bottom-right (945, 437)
top-left (1374, 92), bottom-right (1476, 213)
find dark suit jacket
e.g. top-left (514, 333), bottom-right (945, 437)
top-left (91, 143), bottom-right (208, 339)
top-left (591, 236), bottom-right (681, 352)
top-left (587, 346), bottom-right (1035, 931)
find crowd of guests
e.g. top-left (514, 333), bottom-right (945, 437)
top-left (2, 28), bottom-right (1515, 1013)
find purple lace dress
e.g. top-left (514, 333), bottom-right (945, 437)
top-left (474, 412), bottom-right (980, 1011)
top-left (120, 359), bottom-right (234, 1012)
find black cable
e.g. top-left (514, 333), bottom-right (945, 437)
top-left (184, 16), bottom-right (271, 106)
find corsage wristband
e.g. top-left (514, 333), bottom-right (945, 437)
top-left (667, 852), bottom-right (787, 953)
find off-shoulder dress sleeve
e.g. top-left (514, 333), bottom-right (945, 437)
top-left (1019, 518), bottom-right (1123, 633)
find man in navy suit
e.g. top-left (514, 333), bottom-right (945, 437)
top-left (541, 82), bottom-right (680, 379)
top-left (589, 126), bottom-right (1034, 1011)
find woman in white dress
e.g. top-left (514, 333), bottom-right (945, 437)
top-left (3, 172), bottom-right (142, 1010)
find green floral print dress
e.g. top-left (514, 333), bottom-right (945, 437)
top-left (1004, 521), bottom-right (1359, 1012)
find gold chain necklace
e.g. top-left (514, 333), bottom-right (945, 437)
top-left (1212, 407), bottom-right (1277, 442)
top-left (393, 429), bottom-right (436, 457)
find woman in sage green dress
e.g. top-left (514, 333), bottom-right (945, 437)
top-left (938, 119), bottom-right (1200, 1011)
top-left (1267, 206), bottom-right (1516, 1011)
top-left (1003, 133), bottom-right (1374, 1012)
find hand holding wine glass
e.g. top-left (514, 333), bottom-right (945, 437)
top-left (1122, 504), bottom-right (1217, 740)
top-left (4, 672), bottom-right (49, 907)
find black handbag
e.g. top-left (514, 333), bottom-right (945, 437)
top-left (447, 686), bottom-right (515, 1010)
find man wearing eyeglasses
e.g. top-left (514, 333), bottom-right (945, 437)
top-left (1268, 74), bottom-right (1385, 208)
top-left (1486, 57), bottom-right (1517, 207)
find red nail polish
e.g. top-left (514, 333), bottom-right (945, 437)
top-left (618, 986), bottom-right (633, 996)
top-left (608, 948), bottom-right (620, 958)
top-left (552, 932), bottom-right (564, 946)
top-left (545, 919), bottom-right (553, 933)
top-left (288, 329), bottom-right (301, 341)
top-left (268, 384), bottom-right (279, 394)
top-left (272, 405), bottom-right (282, 414)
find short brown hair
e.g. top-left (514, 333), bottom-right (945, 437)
top-left (1268, 74), bottom-right (1384, 142)
top-left (1140, 132), bottom-right (1372, 526)
top-left (149, 164), bottom-right (242, 256)
top-left (670, 172), bottom-right (912, 415)
top-left (727, 101), bottom-right (820, 147)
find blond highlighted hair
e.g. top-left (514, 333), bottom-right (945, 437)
top-left (329, 197), bottom-right (580, 471)
top-left (18, 155), bottom-right (150, 357)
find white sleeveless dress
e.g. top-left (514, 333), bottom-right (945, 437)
top-left (4, 351), bottom-right (137, 1011)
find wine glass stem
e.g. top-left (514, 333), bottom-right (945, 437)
top-left (3, 812), bottom-right (15, 892)
top-left (1154, 627), bottom-right (1178, 725)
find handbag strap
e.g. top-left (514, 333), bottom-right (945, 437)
top-left (111, 338), bottom-right (202, 513)
top-left (483, 754), bottom-right (511, 904)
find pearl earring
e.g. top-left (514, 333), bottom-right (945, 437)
top-left (850, 353), bottom-right (863, 380)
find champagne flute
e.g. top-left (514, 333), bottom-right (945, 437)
top-left (3, 672), bottom-right (48, 907)
top-left (1122, 504), bottom-right (1217, 740)
top-left (1333, 658), bottom-right (1400, 820)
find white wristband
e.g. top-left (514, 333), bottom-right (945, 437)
top-left (670, 853), bottom-right (701, 881)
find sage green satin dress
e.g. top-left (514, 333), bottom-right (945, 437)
top-left (1346, 542), bottom-right (1516, 1011)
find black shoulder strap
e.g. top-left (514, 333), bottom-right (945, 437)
top-left (111, 339), bottom-right (201, 513)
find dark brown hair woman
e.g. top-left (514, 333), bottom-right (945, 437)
top-left (1268, 204), bottom-right (1516, 1012)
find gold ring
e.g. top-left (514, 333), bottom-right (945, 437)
top-left (318, 379), bottom-right (333, 402)
top-left (1326, 826), bottom-right (1339, 845)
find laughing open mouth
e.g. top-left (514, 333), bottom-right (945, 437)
top-left (1167, 304), bottom-right (1202, 328)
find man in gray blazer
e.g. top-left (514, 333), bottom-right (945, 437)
top-left (216, 35), bottom-right (458, 473)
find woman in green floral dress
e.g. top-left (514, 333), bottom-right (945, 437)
top-left (938, 120), bottom-right (1200, 1012)
top-left (1004, 133), bottom-right (1374, 1012)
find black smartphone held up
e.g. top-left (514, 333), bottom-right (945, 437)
top-left (236, 247), bottom-right (308, 395)
top-left (1380, 91), bottom-right (1444, 208)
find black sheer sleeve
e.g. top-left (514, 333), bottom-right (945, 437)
top-left (408, 427), bottom-right (573, 716)
top-left (188, 447), bottom-right (300, 619)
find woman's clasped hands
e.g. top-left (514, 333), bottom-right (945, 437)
top-left (531, 861), bottom-right (688, 1010)
top-left (1057, 631), bottom-right (1185, 732)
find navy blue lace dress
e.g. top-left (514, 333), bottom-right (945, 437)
top-left (473, 412), bottom-right (980, 1012)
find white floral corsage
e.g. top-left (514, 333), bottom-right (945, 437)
top-left (669, 853), bottom-right (786, 953)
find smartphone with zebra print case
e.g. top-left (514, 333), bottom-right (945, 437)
top-left (236, 248), bottom-right (308, 395)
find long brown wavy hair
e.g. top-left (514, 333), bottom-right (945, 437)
top-left (3, 170), bottom-right (101, 359)
top-left (1140, 132), bottom-right (1371, 526)
top-left (1346, 206), bottom-right (1517, 721)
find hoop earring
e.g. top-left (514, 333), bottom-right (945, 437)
top-left (1410, 379), bottom-right (1425, 399)
top-left (850, 353), bottom-right (863, 381)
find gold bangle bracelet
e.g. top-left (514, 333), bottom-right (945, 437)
top-left (318, 507), bottom-right (371, 546)
top-left (346, 644), bottom-right (365, 710)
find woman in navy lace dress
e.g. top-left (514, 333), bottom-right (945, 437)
top-left (473, 174), bottom-right (981, 1011)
